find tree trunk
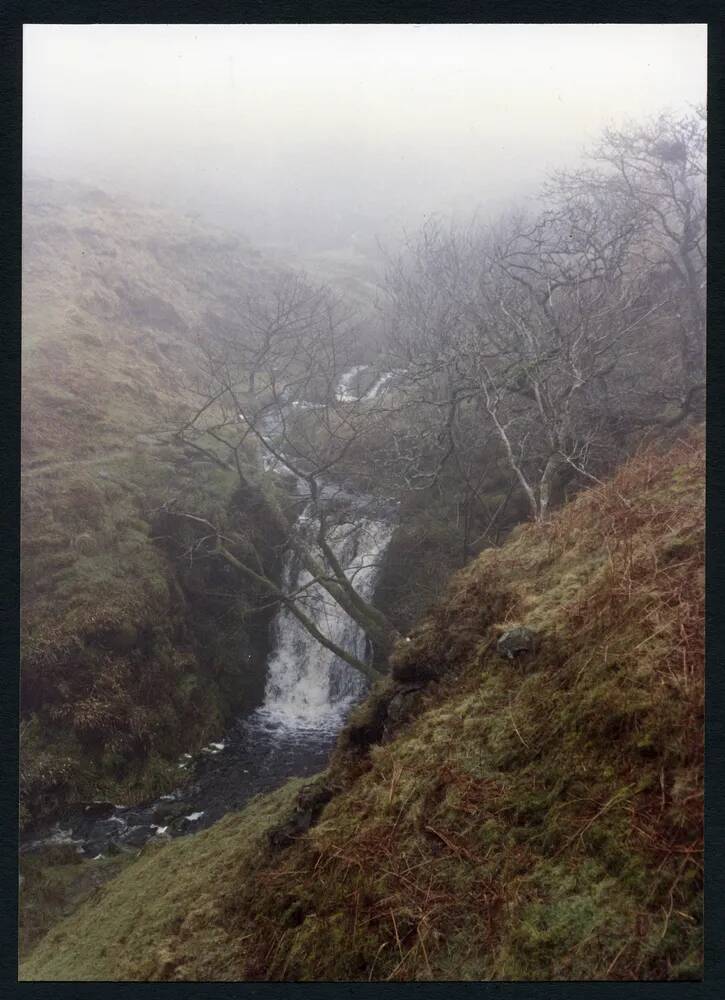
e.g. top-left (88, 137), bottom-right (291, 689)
top-left (539, 453), bottom-right (563, 521)
top-left (216, 543), bottom-right (384, 683)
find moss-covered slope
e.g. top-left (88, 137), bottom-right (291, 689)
top-left (20, 448), bottom-right (283, 829)
top-left (21, 177), bottom-right (288, 827)
top-left (21, 431), bottom-right (704, 981)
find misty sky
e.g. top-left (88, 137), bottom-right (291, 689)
top-left (24, 24), bottom-right (707, 251)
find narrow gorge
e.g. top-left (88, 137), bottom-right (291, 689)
top-left (22, 366), bottom-right (399, 862)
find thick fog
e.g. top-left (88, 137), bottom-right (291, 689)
top-left (24, 24), bottom-right (706, 252)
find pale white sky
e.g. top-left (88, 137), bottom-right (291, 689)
top-left (23, 24), bottom-right (707, 249)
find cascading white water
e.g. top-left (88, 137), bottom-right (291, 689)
top-left (364, 371), bottom-right (398, 399)
top-left (336, 365), bottom-right (401, 403)
top-left (24, 366), bottom-right (398, 858)
top-left (254, 513), bottom-right (393, 732)
top-left (335, 364), bottom-right (370, 402)
top-left (250, 365), bottom-right (397, 733)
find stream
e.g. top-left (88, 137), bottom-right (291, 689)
top-left (22, 365), bottom-right (398, 861)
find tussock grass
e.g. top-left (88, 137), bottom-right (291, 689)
top-left (22, 429), bottom-right (704, 981)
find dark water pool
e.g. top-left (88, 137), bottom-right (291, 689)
top-left (21, 712), bottom-right (344, 861)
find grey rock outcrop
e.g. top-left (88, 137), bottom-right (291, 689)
top-left (496, 626), bottom-right (538, 660)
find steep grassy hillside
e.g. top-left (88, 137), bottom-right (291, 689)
top-left (23, 175), bottom-right (275, 465)
top-left (21, 430), bottom-right (704, 981)
top-left (21, 177), bottom-right (287, 826)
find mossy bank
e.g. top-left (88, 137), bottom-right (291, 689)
top-left (21, 177), bottom-right (290, 830)
top-left (21, 446), bottom-right (285, 831)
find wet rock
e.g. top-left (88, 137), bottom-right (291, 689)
top-left (82, 801), bottom-right (115, 820)
top-left (296, 781), bottom-right (334, 815)
top-left (121, 825), bottom-right (155, 848)
top-left (267, 782), bottom-right (335, 851)
top-left (82, 837), bottom-right (124, 858)
top-left (267, 810), bottom-right (314, 850)
top-left (151, 801), bottom-right (190, 824)
top-left (383, 684), bottom-right (424, 741)
top-left (167, 816), bottom-right (191, 836)
top-left (87, 817), bottom-right (126, 841)
top-left (166, 812), bottom-right (205, 836)
top-left (117, 810), bottom-right (146, 827)
top-left (496, 626), bottom-right (538, 660)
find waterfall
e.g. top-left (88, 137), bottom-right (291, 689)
top-left (248, 364), bottom-right (398, 733)
top-left (23, 365), bottom-right (398, 858)
top-left (364, 371), bottom-right (396, 399)
top-left (336, 365), bottom-right (402, 403)
top-left (335, 364), bottom-right (369, 402)
top-left (254, 513), bottom-right (393, 732)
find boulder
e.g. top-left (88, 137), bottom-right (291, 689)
top-left (87, 817), bottom-right (126, 841)
top-left (82, 801), bottom-right (115, 820)
top-left (167, 813), bottom-right (204, 836)
top-left (151, 801), bottom-right (190, 824)
top-left (267, 810), bottom-right (313, 850)
top-left (117, 810), bottom-right (146, 827)
top-left (267, 782), bottom-right (335, 851)
top-left (383, 684), bottom-right (424, 742)
top-left (167, 816), bottom-right (190, 836)
top-left (296, 782), bottom-right (334, 815)
top-left (121, 825), bottom-right (155, 848)
top-left (496, 626), bottom-right (538, 660)
top-left (82, 837), bottom-right (123, 857)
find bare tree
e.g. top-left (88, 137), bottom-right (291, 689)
top-left (166, 271), bottom-right (399, 680)
top-left (550, 108), bottom-right (706, 421)
top-left (467, 196), bottom-right (662, 520)
top-left (381, 110), bottom-right (705, 523)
